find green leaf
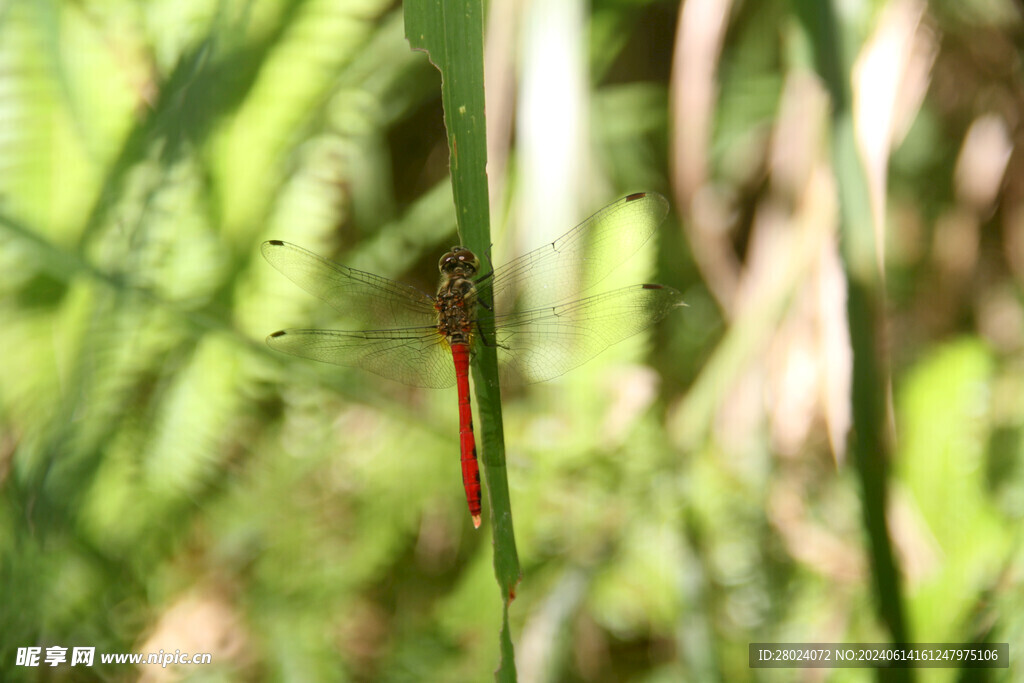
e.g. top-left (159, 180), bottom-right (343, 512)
top-left (405, 2), bottom-right (521, 680)
top-left (897, 340), bottom-right (1011, 641)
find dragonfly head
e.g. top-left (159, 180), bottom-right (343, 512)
top-left (439, 246), bottom-right (480, 279)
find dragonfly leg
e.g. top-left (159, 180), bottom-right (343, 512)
top-left (475, 321), bottom-right (495, 347)
top-left (474, 246), bottom-right (497, 285)
top-left (474, 321), bottom-right (510, 351)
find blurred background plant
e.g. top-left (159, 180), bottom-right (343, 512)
top-left (1, 0), bottom-right (1022, 680)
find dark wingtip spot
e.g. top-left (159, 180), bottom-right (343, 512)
top-left (269, 330), bottom-right (287, 338)
top-left (267, 239), bottom-right (285, 246)
top-left (641, 283), bottom-right (664, 290)
top-left (625, 192), bottom-right (647, 202)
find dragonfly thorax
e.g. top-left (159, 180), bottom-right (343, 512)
top-left (436, 246), bottom-right (480, 346)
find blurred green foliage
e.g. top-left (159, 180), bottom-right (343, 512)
top-left (1, 0), bottom-right (1023, 681)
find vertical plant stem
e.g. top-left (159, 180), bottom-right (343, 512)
top-left (793, 0), bottom-right (911, 666)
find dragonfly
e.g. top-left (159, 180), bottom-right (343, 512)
top-left (262, 192), bottom-right (683, 528)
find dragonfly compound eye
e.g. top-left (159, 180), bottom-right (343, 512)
top-left (458, 249), bottom-right (480, 276)
top-left (439, 249), bottom-right (459, 273)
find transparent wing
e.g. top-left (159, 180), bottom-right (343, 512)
top-left (483, 192), bottom-right (670, 311)
top-left (261, 240), bottom-right (437, 329)
top-left (488, 284), bottom-right (684, 385)
top-left (267, 327), bottom-right (456, 389)
top-left (263, 195), bottom-right (676, 387)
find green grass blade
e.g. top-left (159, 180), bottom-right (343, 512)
top-left (404, 2), bottom-right (521, 679)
